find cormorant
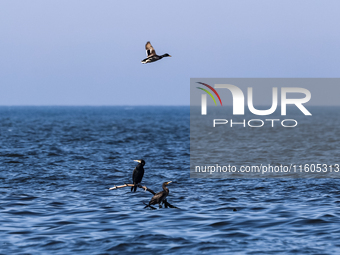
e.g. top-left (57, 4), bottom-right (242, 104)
top-left (141, 41), bottom-right (171, 64)
top-left (144, 181), bottom-right (172, 209)
top-left (131, 159), bottom-right (145, 192)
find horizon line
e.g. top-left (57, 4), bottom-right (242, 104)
top-left (0, 104), bottom-right (339, 107)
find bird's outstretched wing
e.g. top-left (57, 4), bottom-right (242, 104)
top-left (145, 41), bottom-right (156, 57)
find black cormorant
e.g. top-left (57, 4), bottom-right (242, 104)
top-left (131, 159), bottom-right (145, 192)
top-left (144, 181), bottom-right (172, 208)
top-left (141, 41), bottom-right (171, 64)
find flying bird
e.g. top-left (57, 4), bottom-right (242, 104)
top-left (144, 181), bottom-right (172, 209)
top-left (131, 159), bottom-right (145, 192)
top-left (141, 41), bottom-right (171, 64)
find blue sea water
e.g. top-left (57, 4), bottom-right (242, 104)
top-left (0, 106), bottom-right (340, 254)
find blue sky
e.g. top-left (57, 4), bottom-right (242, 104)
top-left (1, 0), bottom-right (340, 105)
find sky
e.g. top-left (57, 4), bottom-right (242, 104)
top-left (1, 0), bottom-right (340, 106)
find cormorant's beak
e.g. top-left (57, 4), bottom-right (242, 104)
top-left (133, 160), bottom-right (142, 163)
top-left (169, 55), bottom-right (172, 57)
top-left (167, 181), bottom-right (172, 184)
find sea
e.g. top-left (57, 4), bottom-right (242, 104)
top-left (0, 106), bottom-right (339, 254)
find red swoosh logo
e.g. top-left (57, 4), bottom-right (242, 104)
top-left (197, 82), bottom-right (223, 106)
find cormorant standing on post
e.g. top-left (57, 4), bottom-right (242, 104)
top-left (141, 41), bottom-right (171, 64)
top-left (144, 181), bottom-right (172, 208)
top-left (131, 159), bottom-right (145, 192)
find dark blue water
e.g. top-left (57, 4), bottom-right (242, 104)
top-left (1, 106), bottom-right (340, 254)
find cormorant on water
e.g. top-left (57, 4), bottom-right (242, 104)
top-left (141, 41), bottom-right (171, 64)
top-left (131, 159), bottom-right (145, 192)
top-left (144, 181), bottom-right (172, 209)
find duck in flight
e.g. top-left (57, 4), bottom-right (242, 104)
top-left (141, 41), bottom-right (171, 64)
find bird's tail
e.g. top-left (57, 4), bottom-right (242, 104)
top-left (131, 184), bottom-right (137, 192)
